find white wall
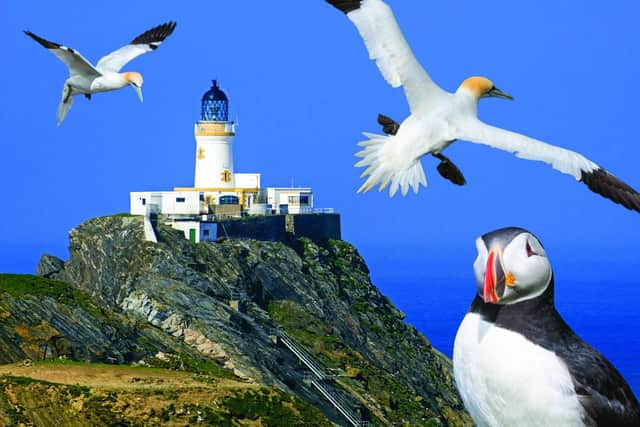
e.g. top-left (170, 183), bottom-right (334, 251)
top-left (169, 221), bottom-right (217, 243)
top-left (162, 192), bottom-right (201, 215)
top-left (194, 134), bottom-right (235, 188)
top-left (263, 188), bottom-right (314, 212)
top-left (130, 191), bottom-right (201, 216)
top-left (130, 192), bottom-right (163, 215)
top-left (234, 173), bottom-right (260, 189)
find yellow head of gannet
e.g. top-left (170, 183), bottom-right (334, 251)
top-left (124, 72), bottom-right (144, 103)
top-left (458, 76), bottom-right (514, 101)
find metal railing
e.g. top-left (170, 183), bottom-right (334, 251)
top-left (312, 379), bottom-right (367, 427)
top-left (278, 331), bottom-right (326, 380)
top-left (276, 331), bottom-right (369, 427)
top-left (311, 208), bottom-right (336, 214)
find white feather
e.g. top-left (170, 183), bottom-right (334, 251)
top-left (334, 0), bottom-right (632, 205)
top-left (346, 0), bottom-right (448, 113)
top-left (56, 84), bottom-right (73, 126)
top-left (97, 44), bottom-right (155, 73)
top-left (354, 132), bottom-right (427, 196)
top-left (454, 313), bottom-right (586, 427)
top-left (453, 117), bottom-right (599, 179)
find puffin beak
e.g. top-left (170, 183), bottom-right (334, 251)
top-left (487, 87), bottom-right (514, 101)
top-left (484, 247), bottom-right (515, 303)
top-left (131, 84), bottom-right (143, 103)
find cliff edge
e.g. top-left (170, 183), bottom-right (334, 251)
top-left (5, 214), bottom-right (471, 426)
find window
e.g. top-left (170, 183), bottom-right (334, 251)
top-left (176, 197), bottom-right (186, 203)
top-left (219, 195), bottom-right (239, 205)
top-left (141, 198), bottom-right (146, 206)
top-left (287, 195), bottom-right (310, 205)
top-left (203, 229), bottom-right (210, 236)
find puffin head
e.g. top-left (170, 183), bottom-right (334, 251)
top-left (457, 76), bottom-right (514, 102)
top-left (473, 227), bottom-right (552, 305)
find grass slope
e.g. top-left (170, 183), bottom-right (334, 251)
top-left (0, 362), bottom-right (332, 426)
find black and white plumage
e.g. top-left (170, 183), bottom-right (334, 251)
top-left (24, 21), bottom-right (176, 125)
top-left (453, 227), bottom-right (640, 426)
top-left (325, 0), bottom-right (640, 214)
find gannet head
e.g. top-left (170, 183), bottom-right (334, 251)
top-left (123, 72), bottom-right (144, 103)
top-left (458, 76), bottom-right (513, 102)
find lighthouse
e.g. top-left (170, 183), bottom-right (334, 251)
top-left (130, 79), bottom-right (334, 243)
top-left (194, 80), bottom-right (235, 188)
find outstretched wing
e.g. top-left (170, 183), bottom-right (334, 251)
top-left (326, 0), bottom-right (449, 113)
top-left (453, 117), bottom-right (640, 213)
top-left (96, 21), bottom-right (176, 73)
top-left (24, 31), bottom-right (101, 78)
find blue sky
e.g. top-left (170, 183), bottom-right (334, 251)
top-left (2, 0), bottom-right (639, 394)
top-left (2, 2), bottom-right (639, 302)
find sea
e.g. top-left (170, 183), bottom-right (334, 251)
top-left (377, 277), bottom-right (640, 397)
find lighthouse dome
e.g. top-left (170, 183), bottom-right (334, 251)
top-left (201, 80), bottom-right (229, 121)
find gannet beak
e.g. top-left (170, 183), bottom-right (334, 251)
top-left (486, 87), bottom-right (514, 100)
top-left (131, 84), bottom-right (143, 103)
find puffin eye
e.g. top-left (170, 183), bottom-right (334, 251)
top-left (526, 240), bottom-right (536, 257)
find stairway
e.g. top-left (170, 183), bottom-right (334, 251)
top-left (276, 330), bottom-right (370, 427)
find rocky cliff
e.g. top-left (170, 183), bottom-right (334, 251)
top-left (2, 215), bottom-right (471, 426)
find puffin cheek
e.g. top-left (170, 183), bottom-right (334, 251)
top-left (473, 256), bottom-right (486, 290)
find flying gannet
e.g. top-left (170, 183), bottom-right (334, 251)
top-left (25, 21), bottom-right (177, 125)
top-left (326, 0), bottom-right (640, 213)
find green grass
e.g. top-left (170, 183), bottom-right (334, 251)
top-left (222, 389), bottom-right (332, 427)
top-left (1, 375), bottom-right (55, 387)
top-left (142, 351), bottom-right (237, 379)
top-left (0, 274), bottom-right (103, 318)
top-left (268, 299), bottom-right (446, 426)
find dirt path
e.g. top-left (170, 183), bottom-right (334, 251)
top-left (0, 362), bottom-right (255, 391)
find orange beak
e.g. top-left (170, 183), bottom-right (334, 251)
top-left (483, 247), bottom-right (515, 303)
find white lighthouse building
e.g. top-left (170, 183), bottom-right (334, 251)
top-left (194, 80), bottom-right (236, 189)
top-left (130, 80), bottom-right (333, 243)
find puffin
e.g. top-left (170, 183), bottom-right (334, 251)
top-left (24, 21), bottom-right (176, 125)
top-left (453, 227), bottom-right (640, 426)
top-left (325, 0), bottom-right (640, 215)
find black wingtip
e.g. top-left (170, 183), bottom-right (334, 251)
top-left (130, 21), bottom-right (177, 46)
top-left (326, 0), bottom-right (362, 14)
top-left (581, 168), bottom-right (640, 213)
top-left (24, 30), bottom-right (60, 49)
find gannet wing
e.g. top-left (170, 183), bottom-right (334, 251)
top-left (96, 22), bottom-right (176, 73)
top-left (24, 31), bottom-right (101, 78)
top-left (327, 0), bottom-right (449, 113)
top-left (453, 118), bottom-right (640, 213)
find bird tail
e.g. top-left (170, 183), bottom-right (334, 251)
top-left (355, 132), bottom-right (427, 197)
top-left (57, 85), bottom-right (74, 126)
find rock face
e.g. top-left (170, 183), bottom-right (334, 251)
top-left (25, 214), bottom-right (471, 426)
top-left (35, 254), bottom-right (64, 278)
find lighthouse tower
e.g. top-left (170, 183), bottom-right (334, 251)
top-left (194, 80), bottom-right (235, 188)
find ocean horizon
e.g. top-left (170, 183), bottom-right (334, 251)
top-left (378, 276), bottom-right (640, 397)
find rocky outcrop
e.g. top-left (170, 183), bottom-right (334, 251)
top-left (21, 215), bottom-right (471, 426)
top-left (35, 254), bottom-right (64, 278)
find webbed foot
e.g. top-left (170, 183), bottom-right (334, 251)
top-left (377, 114), bottom-right (400, 136)
top-left (433, 153), bottom-right (467, 186)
